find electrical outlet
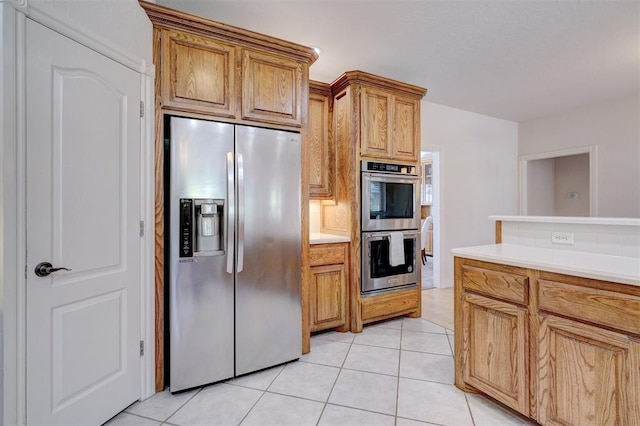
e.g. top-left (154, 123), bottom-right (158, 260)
top-left (551, 232), bottom-right (574, 245)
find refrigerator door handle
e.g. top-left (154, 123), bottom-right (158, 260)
top-left (226, 152), bottom-right (235, 274)
top-left (237, 153), bottom-right (245, 273)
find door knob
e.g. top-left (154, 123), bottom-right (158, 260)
top-left (34, 262), bottom-right (72, 277)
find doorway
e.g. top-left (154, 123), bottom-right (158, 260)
top-left (420, 151), bottom-right (439, 289)
top-left (520, 146), bottom-right (597, 216)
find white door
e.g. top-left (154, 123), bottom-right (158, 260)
top-left (25, 19), bottom-right (141, 425)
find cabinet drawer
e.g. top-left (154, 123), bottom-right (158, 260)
top-left (361, 289), bottom-right (419, 322)
top-left (538, 278), bottom-right (640, 335)
top-left (460, 261), bottom-right (529, 305)
top-left (310, 243), bottom-right (346, 266)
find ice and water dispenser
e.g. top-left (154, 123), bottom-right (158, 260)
top-left (179, 198), bottom-right (224, 257)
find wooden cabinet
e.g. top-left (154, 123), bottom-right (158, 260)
top-left (332, 71), bottom-right (425, 163)
top-left (538, 314), bottom-right (640, 425)
top-left (308, 81), bottom-right (334, 199)
top-left (391, 94), bottom-right (420, 161)
top-left (359, 82), bottom-right (421, 161)
top-left (536, 271), bottom-right (640, 426)
top-left (454, 257), bottom-right (640, 425)
top-left (360, 86), bottom-right (392, 158)
top-left (143, 2), bottom-right (316, 129)
top-left (456, 259), bottom-right (531, 415)
top-left (160, 29), bottom-right (236, 117)
top-left (309, 243), bottom-right (349, 332)
top-left (241, 49), bottom-right (304, 126)
top-left (321, 71), bottom-right (425, 332)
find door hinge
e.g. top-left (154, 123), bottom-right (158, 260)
top-left (140, 101), bottom-right (145, 118)
top-left (140, 341), bottom-right (144, 356)
top-left (140, 221), bottom-right (144, 237)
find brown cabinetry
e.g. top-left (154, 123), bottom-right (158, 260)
top-left (309, 243), bottom-right (349, 332)
top-left (308, 81), bottom-right (334, 199)
top-left (160, 29), bottom-right (236, 117)
top-left (455, 257), bottom-right (640, 425)
top-left (322, 71), bottom-right (426, 332)
top-left (357, 80), bottom-right (422, 161)
top-left (241, 49), bottom-right (304, 126)
top-left (538, 314), bottom-right (640, 425)
top-left (456, 259), bottom-right (531, 415)
top-left (144, 2), bottom-right (315, 129)
top-left (536, 271), bottom-right (640, 425)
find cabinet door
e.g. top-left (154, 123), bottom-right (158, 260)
top-left (462, 292), bottom-right (529, 416)
top-left (310, 264), bottom-right (346, 332)
top-left (391, 95), bottom-right (419, 161)
top-left (241, 49), bottom-right (303, 126)
top-left (308, 89), bottom-right (333, 199)
top-left (161, 29), bottom-right (236, 117)
top-left (538, 314), bottom-right (640, 426)
top-left (360, 87), bottom-right (392, 159)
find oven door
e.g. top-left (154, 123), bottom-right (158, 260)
top-left (361, 172), bottom-right (420, 231)
top-left (361, 230), bottom-right (419, 294)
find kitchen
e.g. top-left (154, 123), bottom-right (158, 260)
top-left (1, 0), bottom-right (639, 425)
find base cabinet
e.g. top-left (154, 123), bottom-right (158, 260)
top-left (454, 257), bottom-right (640, 425)
top-left (309, 243), bottom-right (349, 332)
top-left (538, 314), bottom-right (640, 426)
top-left (462, 293), bottom-right (529, 416)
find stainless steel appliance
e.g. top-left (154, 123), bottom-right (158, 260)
top-left (361, 161), bottom-right (420, 232)
top-left (168, 116), bottom-right (301, 392)
top-left (361, 161), bottom-right (420, 294)
top-left (361, 230), bottom-right (419, 294)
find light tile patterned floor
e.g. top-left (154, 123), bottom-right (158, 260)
top-left (106, 317), bottom-right (535, 426)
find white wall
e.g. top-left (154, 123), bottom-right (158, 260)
top-left (422, 102), bottom-right (519, 287)
top-left (29, 0), bottom-right (152, 65)
top-left (527, 158), bottom-right (555, 215)
top-left (519, 94), bottom-right (640, 218)
top-left (554, 154), bottom-right (590, 216)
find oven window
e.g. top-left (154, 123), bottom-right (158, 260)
top-left (369, 181), bottom-right (414, 220)
top-left (369, 237), bottom-right (415, 278)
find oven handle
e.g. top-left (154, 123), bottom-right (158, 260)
top-left (362, 173), bottom-right (420, 185)
top-left (364, 230), bottom-right (420, 241)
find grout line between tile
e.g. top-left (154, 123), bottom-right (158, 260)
top-left (237, 363), bottom-right (288, 425)
top-left (465, 393), bottom-right (477, 426)
top-left (316, 331), bottom-right (355, 425)
top-left (161, 387), bottom-right (203, 424)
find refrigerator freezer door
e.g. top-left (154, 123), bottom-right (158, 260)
top-left (234, 126), bottom-right (302, 376)
top-left (169, 117), bottom-right (235, 392)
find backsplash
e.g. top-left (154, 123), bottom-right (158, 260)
top-left (500, 220), bottom-right (640, 258)
top-left (310, 200), bottom-right (321, 233)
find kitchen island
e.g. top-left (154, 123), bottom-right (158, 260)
top-left (452, 224), bottom-right (640, 425)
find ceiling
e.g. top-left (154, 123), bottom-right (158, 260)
top-left (157, 0), bottom-right (640, 122)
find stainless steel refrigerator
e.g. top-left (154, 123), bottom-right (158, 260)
top-left (168, 116), bottom-right (301, 392)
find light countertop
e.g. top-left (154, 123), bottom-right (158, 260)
top-left (310, 233), bottom-right (350, 244)
top-left (451, 243), bottom-right (640, 287)
top-left (489, 215), bottom-right (640, 226)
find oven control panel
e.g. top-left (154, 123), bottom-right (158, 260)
top-left (362, 160), bottom-right (417, 176)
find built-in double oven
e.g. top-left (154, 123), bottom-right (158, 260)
top-left (361, 161), bottom-right (420, 294)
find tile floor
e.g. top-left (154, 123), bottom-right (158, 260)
top-left (106, 317), bottom-right (534, 426)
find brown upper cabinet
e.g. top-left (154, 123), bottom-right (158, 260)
top-left (141, 1), bottom-right (317, 129)
top-left (161, 29), bottom-right (236, 118)
top-left (308, 81), bottom-right (334, 199)
top-left (332, 71), bottom-right (425, 162)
